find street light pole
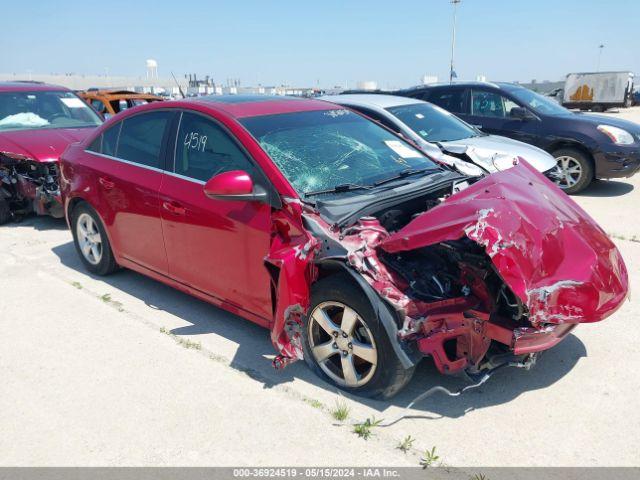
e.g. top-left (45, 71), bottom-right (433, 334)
top-left (449, 0), bottom-right (461, 84)
top-left (597, 44), bottom-right (604, 72)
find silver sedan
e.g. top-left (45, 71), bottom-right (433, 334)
top-left (320, 94), bottom-right (559, 178)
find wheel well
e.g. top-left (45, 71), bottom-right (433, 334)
top-left (66, 197), bottom-right (86, 220)
top-left (548, 141), bottom-right (595, 168)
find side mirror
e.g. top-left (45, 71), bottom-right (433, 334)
top-left (510, 106), bottom-right (531, 121)
top-left (203, 170), bottom-right (268, 202)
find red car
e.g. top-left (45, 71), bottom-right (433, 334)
top-left (0, 82), bottom-right (103, 223)
top-left (59, 96), bottom-right (628, 398)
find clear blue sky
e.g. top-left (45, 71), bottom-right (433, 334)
top-left (4, 0), bottom-right (638, 88)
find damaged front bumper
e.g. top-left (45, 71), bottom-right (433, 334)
top-left (0, 151), bottom-right (63, 220)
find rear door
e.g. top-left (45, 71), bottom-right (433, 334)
top-left (84, 110), bottom-right (174, 273)
top-left (468, 88), bottom-right (541, 145)
top-left (159, 110), bottom-right (273, 321)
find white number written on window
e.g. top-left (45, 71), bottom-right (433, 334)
top-left (184, 131), bottom-right (207, 152)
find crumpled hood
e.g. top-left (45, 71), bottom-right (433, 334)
top-left (381, 161), bottom-right (628, 325)
top-left (0, 127), bottom-right (93, 163)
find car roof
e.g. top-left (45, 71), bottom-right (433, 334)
top-left (320, 94), bottom-right (422, 109)
top-left (0, 81), bottom-right (70, 93)
top-left (399, 81), bottom-right (522, 92)
top-left (178, 94), bottom-right (341, 118)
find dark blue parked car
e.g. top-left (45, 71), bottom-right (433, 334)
top-left (398, 82), bottom-right (640, 193)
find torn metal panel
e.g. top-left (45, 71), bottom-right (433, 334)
top-left (266, 198), bottom-right (319, 368)
top-left (380, 161), bottom-right (629, 326)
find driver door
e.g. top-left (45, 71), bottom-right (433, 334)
top-left (159, 111), bottom-right (273, 321)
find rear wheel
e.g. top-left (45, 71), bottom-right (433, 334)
top-left (71, 202), bottom-right (118, 275)
top-left (552, 148), bottom-right (594, 194)
top-left (302, 274), bottom-right (414, 398)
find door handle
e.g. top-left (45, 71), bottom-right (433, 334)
top-left (98, 176), bottom-right (115, 190)
top-left (162, 201), bottom-right (186, 216)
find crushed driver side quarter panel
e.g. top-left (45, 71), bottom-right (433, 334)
top-left (380, 161), bottom-right (629, 325)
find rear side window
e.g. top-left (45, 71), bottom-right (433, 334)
top-left (102, 123), bottom-right (120, 156)
top-left (86, 122), bottom-right (120, 156)
top-left (427, 89), bottom-right (466, 114)
top-left (116, 111), bottom-right (173, 168)
top-left (173, 112), bottom-right (255, 182)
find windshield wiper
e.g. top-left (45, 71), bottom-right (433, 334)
top-left (304, 182), bottom-right (374, 198)
top-left (373, 167), bottom-right (439, 187)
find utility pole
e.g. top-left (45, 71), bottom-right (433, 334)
top-left (597, 44), bottom-right (605, 71)
top-left (449, 0), bottom-right (461, 84)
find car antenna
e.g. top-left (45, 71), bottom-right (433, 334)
top-left (171, 72), bottom-right (186, 99)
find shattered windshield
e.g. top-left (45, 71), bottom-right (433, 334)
top-left (240, 109), bottom-right (439, 195)
top-left (0, 90), bottom-right (102, 132)
top-left (387, 102), bottom-right (479, 142)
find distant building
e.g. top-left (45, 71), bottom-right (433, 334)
top-left (421, 75), bottom-right (438, 85)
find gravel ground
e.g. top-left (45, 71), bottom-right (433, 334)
top-left (1, 109), bottom-right (639, 467)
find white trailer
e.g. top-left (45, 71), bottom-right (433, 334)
top-left (562, 71), bottom-right (634, 111)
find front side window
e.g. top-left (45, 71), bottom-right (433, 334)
top-left (174, 112), bottom-right (255, 182)
top-left (116, 111), bottom-right (173, 168)
top-left (0, 90), bottom-right (102, 132)
top-left (387, 102), bottom-right (478, 142)
top-left (241, 109), bottom-right (439, 195)
top-left (471, 90), bottom-right (509, 117)
top-left (471, 90), bottom-right (520, 118)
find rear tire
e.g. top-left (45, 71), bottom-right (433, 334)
top-left (301, 274), bottom-right (415, 399)
top-left (71, 202), bottom-right (118, 276)
top-left (552, 148), bottom-right (594, 194)
top-left (0, 196), bottom-right (11, 225)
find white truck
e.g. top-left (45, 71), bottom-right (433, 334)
top-left (562, 71), bottom-right (634, 111)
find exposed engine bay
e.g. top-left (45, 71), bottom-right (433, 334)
top-left (0, 152), bottom-right (63, 223)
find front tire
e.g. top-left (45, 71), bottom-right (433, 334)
top-left (552, 148), bottom-right (594, 194)
top-left (71, 202), bottom-right (118, 276)
top-left (302, 274), bottom-right (414, 398)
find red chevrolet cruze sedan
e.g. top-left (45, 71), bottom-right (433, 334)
top-left (59, 95), bottom-right (628, 398)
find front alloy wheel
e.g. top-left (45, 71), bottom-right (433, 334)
top-left (551, 148), bottom-right (594, 194)
top-left (555, 155), bottom-right (583, 190)
top-left (308, 301), bottom-right (377, 387)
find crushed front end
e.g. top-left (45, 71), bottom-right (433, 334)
top-left (377, 161), bottom-right (629, 374)
top-left (269, 161), bottom-right (629, 378)
top-left (0, 151), bottom-right (63, 222)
